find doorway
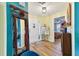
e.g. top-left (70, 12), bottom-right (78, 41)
top-left (54, 16), bottom-right (72, 56)
top-left (54, 16), bottom-right (65, 56)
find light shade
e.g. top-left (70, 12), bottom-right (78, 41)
top-left (42, 7), bottom-right (47, 15)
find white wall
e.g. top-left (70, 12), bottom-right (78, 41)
top-left (0, 3), bottom-right (6, 56)
top-left (49, 17), bottom-right (54, 42)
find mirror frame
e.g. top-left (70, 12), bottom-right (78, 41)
top-left (10, 5), bottom-right (29, 55)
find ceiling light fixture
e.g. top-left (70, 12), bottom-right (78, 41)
top-left (38, 2), bottom-right (46, 5)
top-left (42, 7), bottom-right (46, 14)
top-left (38, 2), bottom-right (47, 16)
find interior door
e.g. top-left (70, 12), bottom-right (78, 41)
top-left (29, 19), bottom-right (40, 44)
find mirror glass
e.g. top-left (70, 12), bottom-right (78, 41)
top-left (16, 18), bottom-right (25, 49)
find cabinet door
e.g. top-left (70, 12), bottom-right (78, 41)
top-left (62, 33), bottom-right (72, 56)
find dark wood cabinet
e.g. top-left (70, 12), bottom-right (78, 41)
top-left (61, 33), bottom-right (72, 56)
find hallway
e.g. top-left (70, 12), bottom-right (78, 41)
top-left (30, 39), bottom-right (62, 56)
top-left (5, 2), bottom-right (72, 56)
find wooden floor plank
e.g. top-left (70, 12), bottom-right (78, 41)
top-left (30, 39), bottom-right (62, 56)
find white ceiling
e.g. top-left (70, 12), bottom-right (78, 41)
top-left (29, 2), bottom-right (69, 16)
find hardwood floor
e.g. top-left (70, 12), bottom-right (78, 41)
top-left (30, 39), bottom-right (62, 56)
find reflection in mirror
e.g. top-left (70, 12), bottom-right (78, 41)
top-left (16, 18), bottom-right (25, 49)
top-left (20, 19), bottom-right (25, 48)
